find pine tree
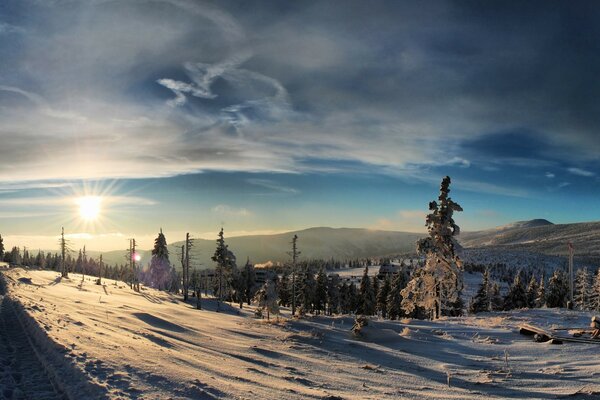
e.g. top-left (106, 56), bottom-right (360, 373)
top-left (357, 267), bottom-right (376, 315)
top-left (240, 258), bottom-right (257, 305)
top-left (211, 228), bottom-right (237, 308)
top-left (147, 229), bottom-right (172, 290)
top-left (402, 176), bottom-right (463, 319)
top-left (574, 267), bottom-right (592, 310)
top-left (535, 276), bottom-right (546, 308)
top-left (526, 275), bottom-right (539, 308)
top-left (339, 282), bottom-right (350, 314)
top-left (546, 269), bottom-right (569, 308)
top-left (387, 272), bottom-right (407, 320)
top-left (490, 282), bottom-right (503, 311)
top-left (298, 267), bottom-right (316, 315)
top-left (254, 277), bottom-right (279, 320)
top-left (314, 269), bottom-right (328, 315)
top-left (0, 234), bottom-right (4, 259)
top-left (278, 272), bottom-right (291, 307)
top-left (469, 268), bottom-right (491, 313)
top-left (348, 282), bottom-right (359, 314)
top-left (326, 274), bottom-right (341, 315)
top-left (503, 270), bottom-right (528, 310)
top-left (592, 269), bottom-right (600, 311)
top-left (377, 275), bottom-right (391, 318)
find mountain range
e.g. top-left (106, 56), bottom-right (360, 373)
top-left (87, 219), bottom-right (600, 269)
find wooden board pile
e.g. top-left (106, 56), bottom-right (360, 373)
top-left (519, 316), bottom-right (600, 345)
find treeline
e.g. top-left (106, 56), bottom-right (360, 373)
top-left (469, 266), bottom-right (600, 313)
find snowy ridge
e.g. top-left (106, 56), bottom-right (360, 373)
top-left (5, 268), bottom-right (600, 399)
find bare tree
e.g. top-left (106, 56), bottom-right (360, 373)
top-left (287, 235), bottom-right (301, 316)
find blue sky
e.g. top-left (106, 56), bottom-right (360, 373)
top-left (0, 0), bottom-right (599, 250)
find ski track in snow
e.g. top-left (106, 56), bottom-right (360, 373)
top-left (2, 268), bottom-right (600, 399)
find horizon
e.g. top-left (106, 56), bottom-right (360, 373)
top-left (1, 1), bottom-right (599, 252)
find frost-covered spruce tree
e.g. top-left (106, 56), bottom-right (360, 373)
top-left (490, 282), bottom-right (503, 311)
top-left (592, 269), bottom-right (600, 311)
top-left (314, 268), bottom-right (328, 315)
top-left (377, 275), bottom-right (391, 318)
top-left (254, 277), bottom-right (279, 320)
top-left (526, 275), bottom-right (539, 308)
top-left (211, 228), bottom-right (237, 304)
top-left (546, 269), bottom-right (569, 308)
top-left (357, 267), bottom-right (376, 315)
top-left (401, 176), bottom-right (464, 319)
top-left (503, 270), bottom-right (528, 310)
top-left (146, 229), bottom-right (172, 290)
top-left (469, 268), bottom-right (491, 313)
top-left (574, 267), bottom-right (592, 310)
top-left (535, 275), bottom-right (546, 308)
top-left (326, 274), bottom-right (341, 315)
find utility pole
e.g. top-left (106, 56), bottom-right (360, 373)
top-left (288, 235), bottom-right (300, 317)
top-left (568, 242), bottom-right (574, 309)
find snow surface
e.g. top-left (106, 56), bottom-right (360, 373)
top-left (3, 268), bottom-right (600, 399)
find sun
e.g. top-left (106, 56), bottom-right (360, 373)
top-left (77, 196), bottom-right (102, 221)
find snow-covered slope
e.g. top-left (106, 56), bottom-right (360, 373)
top-left (3, 268), bottom-right (600, 399)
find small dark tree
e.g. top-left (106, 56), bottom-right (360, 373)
top-left (546, 269), bottom-right (569, 308)
top-left (298, 267), bottom-right (316, 315)
top-left (278, 272), bottom-right (291, 307)
top-left (469, 269), bottom-right (491, 313)
top-left (503, 270), bottom-right (528, 310)
top-left (526, 275), bottom-right (539, 308)
top-left (326, 274), bottom-right (341, 315)
top-left (314, 269), bottom-right (328, 315)
top-left (490, 282), bottom-right (503, 311)
top-left (377, 275), bottom-right (391, 318)
top-left (357, 267), bottom-right (376, 315)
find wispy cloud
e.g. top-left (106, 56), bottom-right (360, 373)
top-left (567, 167), bottom-right (595, 177)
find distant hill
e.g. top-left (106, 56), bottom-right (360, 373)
top-left (95, 227), bottom-right (425, 269)
top-left (459, 219), bottom-right (600, 259)
top-left (89, 219), bottom-right (600, 269)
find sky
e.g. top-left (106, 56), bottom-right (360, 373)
top-left (0, 0), bottom-right (599, 251)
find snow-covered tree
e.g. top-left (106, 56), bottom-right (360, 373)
top-left (314, 268), bottom-right (328, 315)
top-left (574, 267), bottom-right (592, 310)
top-left (357, 267), bottom-right (376, 315)
top-left (254, 277), bottom-right (279, 320)
top-left (503, 270), bottom-right (528, 310)
top-left (387, 271), bottom-right (408, 320)
top-left (490, 282), bottom-right (503, 311)
top-left (146, 229), bottom-right (172, 290)
top-left (211, 228), bottom-right (237, 305)
top-left (535, 275), bottom-right (546, 308)
top-left (469, 268), bottom-right (491, 313)
top-left (592, 269), bottom-right (600, 311)
top-left (401, 176), bottom-right (464, 319)
top-left (377, 275), bottom-right (391, 318)
top-left (526, 275), bottom-right (539, 308)
top-left (546, 269), bottom-right (569, 308)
